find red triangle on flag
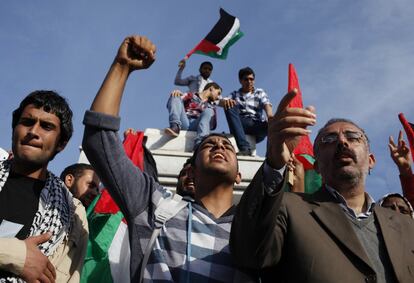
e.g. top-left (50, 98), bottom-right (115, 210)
top-left (288, 63), bottom-right (314, 157)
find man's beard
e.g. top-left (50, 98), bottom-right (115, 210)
top-left (332, 146), bottom-right (361, 186)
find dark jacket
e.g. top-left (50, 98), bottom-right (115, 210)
top-left (230, 167), bottom-right (414, 283)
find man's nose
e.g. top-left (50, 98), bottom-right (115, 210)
top-left (336, 133), bottom-right (349, 147)
top-left (213, 141), bottom-right (226, 150)
top-left (27, 122), bottom-right (41, 136)
top-left (391, 203), bottom-right (399, 212)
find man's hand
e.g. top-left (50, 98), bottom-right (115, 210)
top-left (115, 36), bottom-right (156, 72)
top-left (389, 130), bottom-right (412, 176)
top-left (22, 233), bottom-right (56, 283)
top-left (123, 128), bottom-right (137, 140)
top-left (178, 59), bottom-right (186, 69)
top-left (219, 99), bottom-right (236, 110)
top-left (266, 89), bottom-right (316, 169)
top-left (170, 90), bottom-right (183, 97)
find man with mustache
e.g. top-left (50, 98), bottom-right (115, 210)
top-left (82, 35), bottom-right (255, 282)
top-left (231, 90), bottom-right (414, 282)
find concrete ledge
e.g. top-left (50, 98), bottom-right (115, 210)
top-left (144, 128), bottom-right (257, 156)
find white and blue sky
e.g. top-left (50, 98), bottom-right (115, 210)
top-left (1, 1), bottom-right (413, 200)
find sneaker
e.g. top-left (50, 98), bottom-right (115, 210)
top-left (237, 149), bottom-right (253, 156)
top-left (164, 124), bottom-right (180, 137)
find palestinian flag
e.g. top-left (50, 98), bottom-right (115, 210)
top-left (287, 63), bottom-right (321, 194)
top-left (185, 8), bottom-right (244, 60)
top-left (398, 113), bottom-right (414, 161)
top-left (81, 132), bottom-right (146, 283)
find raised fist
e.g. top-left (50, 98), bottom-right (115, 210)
top-left (116, 35), bottom-right (156, 72)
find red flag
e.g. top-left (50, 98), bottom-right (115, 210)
top-left (288, 63), bottom-right (314, 166)
top-left (94, 131), bottom-right (145, 214)
top-left (398, 113), bottom-right (414, 161)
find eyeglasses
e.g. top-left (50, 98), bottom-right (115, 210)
top-left (320, 131), bottom-right (365, 144)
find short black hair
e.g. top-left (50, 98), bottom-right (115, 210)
top-left (60, 163), bottom-right (95, 181)
top-left (313, 118), bottom-right (370, 156)
top-left (200, 61), bottom-right (213, 69)
top-left (238, 67), bottom-right (255, 81)
top-left (190, 133), bottom-right (235, 166)
top-left (203, 82), bottom-right (222, 92)
top-left (178, 158), bottom-right (192, 179)
top-left (12, 90), bottom-right (73, 145)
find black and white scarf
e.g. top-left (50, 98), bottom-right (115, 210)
top-left (0, 160), bottom-right (74, 282)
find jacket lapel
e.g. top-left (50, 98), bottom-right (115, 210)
top-left (310, 190), bottom-right (374, 270)
top-left (374, 206), bottom-right (403, 280)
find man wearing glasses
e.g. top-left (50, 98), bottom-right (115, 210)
top-left (231, 90), bottom-right (414, 282)
top-left (220, 67), bottom-right (273, 156)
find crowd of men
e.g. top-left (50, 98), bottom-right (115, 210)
top-left (0, 34), bottom-right (414, 283)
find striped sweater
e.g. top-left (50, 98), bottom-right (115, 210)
top-left (82, 110), bottom-right (255, 282)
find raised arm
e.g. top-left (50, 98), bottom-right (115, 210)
top-left (90, 36), bottom-right (155, 115)
top-left (83, 36), bottom-right (165, 221)
top-left (174, 59), bottom-right (195, 86)
top-left (231, 89), bottom-right (316, 269)
top-left (266, 89), bottom-right (316, 169)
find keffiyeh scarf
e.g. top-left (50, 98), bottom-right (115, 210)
top-left (0, 160), bottom-right (74, 282)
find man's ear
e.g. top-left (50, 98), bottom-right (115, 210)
top-left (368, 153), bottom-right (376, 170)
top-left (64, 174), bottom-right (75, 188)
top-left (235, 172), bottom-right (242, 185)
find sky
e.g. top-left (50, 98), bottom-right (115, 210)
top-left (1, 0), bottom-right (413, 200)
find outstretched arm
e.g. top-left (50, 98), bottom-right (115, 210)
top-left (266, 89), bottom-right (316, 170)
top-left (83, 36), bottom-right (165, 221)
top-left (91, 36), bottom-right (156, 115)
top-left (231, 89), bottom-right (316, 269)
top-left (174, 59), bottom-right (192, 86)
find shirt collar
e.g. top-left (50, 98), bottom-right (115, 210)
top-left (324, 185), bottom-right (376, 220)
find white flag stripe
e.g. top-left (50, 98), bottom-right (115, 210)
top-left (216, 18), bottom-right (240, 55)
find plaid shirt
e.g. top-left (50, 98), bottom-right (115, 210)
top-left (83, 111), bottom-right (254, 283)
top-left (181, 93), bottom-right (213, 119)
top-left (228, 88), bottom-right (271, 122)
top-left (181, 92), bottom-right (219, 130)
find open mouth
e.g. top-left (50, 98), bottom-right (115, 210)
top-left (211, 152), bottom-right (225, 161)
top-left (185, 181), bottom-right (195, 189)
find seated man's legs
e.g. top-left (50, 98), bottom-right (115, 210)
top-left (244, 120), bottom-right (268, 143)
top-left (224, 107), bottom-right (252, 152)
top-left (166, 96), bottom-right (189, 136)
top-left (189, 107), bottom-right (215, 148)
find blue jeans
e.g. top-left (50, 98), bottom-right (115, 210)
top-left (167, 96), bottom-right (215, 146)
top-left (224, 106), bottom-right (267, 151)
